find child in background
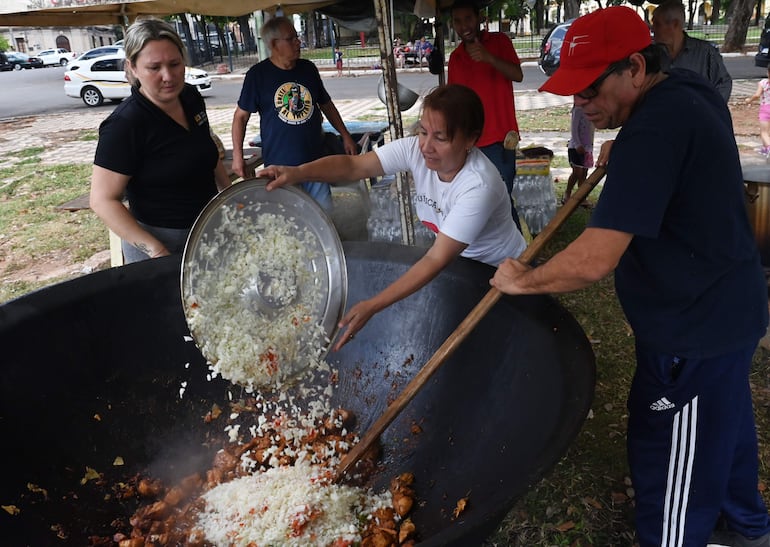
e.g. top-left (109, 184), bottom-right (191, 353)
top-left (334, 46), bottom-right (343, 77)
top-left (745, 66), bottom-right (770, 157)
top-left (564, 103), bottom-right (595, 202)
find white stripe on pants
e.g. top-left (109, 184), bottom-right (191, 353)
top-left (661, 396), bottom-right (698, 547)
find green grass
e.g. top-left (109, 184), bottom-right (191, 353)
top-left (0, 158), bottom-right (105, 303)
top-left (518, 105), bottom-right (573, 132)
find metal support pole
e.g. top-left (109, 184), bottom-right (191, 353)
top-left (435, 2), bottom-right (446, 85)
top-left (373, 0), bottom-right (416, 246)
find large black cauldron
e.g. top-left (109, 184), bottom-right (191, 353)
top-left (0, 242), bottom-right (595, 546)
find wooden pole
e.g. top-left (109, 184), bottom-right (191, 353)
top-left (373, 0), bottom-right (417, 245)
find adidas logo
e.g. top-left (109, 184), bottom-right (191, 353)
top-left (650, 397), bottom-right (675, 411)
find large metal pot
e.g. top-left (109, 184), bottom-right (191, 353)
top-left (0, 242), bottom-right (595, 546)
top-left (743, 164), bottom-right (770, 266)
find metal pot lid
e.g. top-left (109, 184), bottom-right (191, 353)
top-left (181, 178), bottom-right (347, 391)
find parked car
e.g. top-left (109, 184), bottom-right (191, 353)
top-left (756, 13), bottom-right (770, 67)
top-left (64, 55), bottom-right (128, 106)
top-left (73, 45), bottom-right (124, 62)
top-left (5, 52), bottom-right (44, 70)
top-left (184, 67), bottom-right (213, 95)
top-left (539, 19), bottom-right (654, 76)
top-left (538, 20), bottom-right (574, 76)
top-left (37, 48), bottom-right (77, 67)
top-left (64, 54), bottom-right (212, 107)
top-left (0, 52), bottom-right (11, 72)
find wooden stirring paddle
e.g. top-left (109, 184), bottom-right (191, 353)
top-left (334, 166), bottom-right (607, 483)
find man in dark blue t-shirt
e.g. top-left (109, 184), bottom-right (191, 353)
top-left (492, 7), bottom-right (770, 547)
top-left (231, 16), bottom-right (357, 211)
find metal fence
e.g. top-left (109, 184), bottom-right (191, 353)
top-left (198, 21), bottom-right (763, 75)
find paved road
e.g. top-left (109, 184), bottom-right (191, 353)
top-left (0, 52), bottom-right (763, 173)
top-left (0, 54), bottom-right (762, 120)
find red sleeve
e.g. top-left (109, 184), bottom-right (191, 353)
top-left (489, 32), bottom-right (520, 65)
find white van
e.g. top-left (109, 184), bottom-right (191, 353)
top-left (37, 48), bottom-right (77, 67)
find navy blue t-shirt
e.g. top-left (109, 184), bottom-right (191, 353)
top-left (94, 85), bottom-right (218, 229)
top-left (589, 69), bottom-right (768, 357)
top-left (237, 58), bottom-right (331, 166)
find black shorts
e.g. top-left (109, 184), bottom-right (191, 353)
top-left (568, 148), bottom-right (587, 168)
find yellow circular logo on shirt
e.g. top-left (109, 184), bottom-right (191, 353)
top-left (275, 82), bottom-right (314, 125)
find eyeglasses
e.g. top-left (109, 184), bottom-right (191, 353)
top-left (575, 60), bottom-right (630, 100)
top-left (277, 35), bottom-right (300, 42)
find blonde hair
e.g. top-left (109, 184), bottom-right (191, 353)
top-left (124, 18), bottom-right (187, 86)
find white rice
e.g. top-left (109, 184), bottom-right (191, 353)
top-left (196, 461), bottom-right (393, 546)
top-left (185, 205), bottom-right (330, 391)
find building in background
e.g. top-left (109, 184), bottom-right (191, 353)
top-left (0, 0), bottom-right (119, 55)
top-left (0, 24), bottom-right (118, 55)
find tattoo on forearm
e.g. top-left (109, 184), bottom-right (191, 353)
top-left (135, 242), bottom-right (152, 256)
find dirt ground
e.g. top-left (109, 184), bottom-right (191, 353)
top-left (731, 100), bottom-right (759, 138)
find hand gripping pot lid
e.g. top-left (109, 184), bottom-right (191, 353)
top-left (181, 178), bottom-right (347, 391)
top-left (539, 6), bottom-right (652, 96)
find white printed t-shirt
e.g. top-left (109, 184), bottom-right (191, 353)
top-left (374, 136), bottom-right (526, 266)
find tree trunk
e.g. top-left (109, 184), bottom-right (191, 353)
top-left (687, 0), bottom-right (696, 29)
top-left (237, 15), bottom-right (254, 53)
top-left (315, 12), bottom-right (327, 47)
top-left (534, 0), bottom-right (544, 33)
top-left (177, 15), bottom-right (199, 65)
top-left (723, 0), bottom-right (754, 52)
top-left (307, 12), bottom-right (318, 49)
top-left (563, 0), bottom-right (580, 21)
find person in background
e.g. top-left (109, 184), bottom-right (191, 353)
top-left (597, 0), bottom-right (734, 164)
top-left (745, 65), bottom-right (770, 157)
top-left (231, 17), bottom-right (357, 211)
top-left (652, 0), bottom-right (732, 102)
top-left (492, 7), bottom-right (770, 546)
top-left (564, 103), bottom-right (594, 202)
top-left (418, 35), bottom-right (433, 65)
top-left (393, 37), bottom-right (405, 68)
top-left (334, 46), bottom-right (343, 77)
top-left (90, 18), bottom-right (230, 264)
top-left (448, 0), bottom-right (524, 231)
top-left (258, 84), bottom-right (526, 350)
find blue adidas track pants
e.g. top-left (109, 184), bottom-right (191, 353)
top-left (628, 343), bottom-right (770, 547)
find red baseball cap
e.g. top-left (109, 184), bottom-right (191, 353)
top-left (539, 6), bottom-right (652, 96)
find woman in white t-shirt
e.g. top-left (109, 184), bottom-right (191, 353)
top-left (258, 84), bottom-right (526, 349)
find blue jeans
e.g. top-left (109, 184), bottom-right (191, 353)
top-left (301, 181), bottom-right (333, 212)
top-left (479, 142), bottom-right (522, 232)
top-left (121, 221), bottom-right (189, 264)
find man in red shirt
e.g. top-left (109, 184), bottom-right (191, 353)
top-left (448, 0), bottom-right (523, 230)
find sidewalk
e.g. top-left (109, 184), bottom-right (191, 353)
top-left (0, 77), bottom-right (763, 171)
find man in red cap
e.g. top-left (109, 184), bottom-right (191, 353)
top-left (492, 6), bottom-right (770, 546)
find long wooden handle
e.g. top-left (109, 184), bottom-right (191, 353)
top-left (334, 166), bottom-right (607, 482)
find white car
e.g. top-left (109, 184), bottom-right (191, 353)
top-left (64, 54), bottom-right (213, 107)
top-left (73, 45), bottom-right (124, 62)
top-left (37, 48), bottom-right (78, 67)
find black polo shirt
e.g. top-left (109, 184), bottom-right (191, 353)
top-left (94, 84), bottom-right (218, 229)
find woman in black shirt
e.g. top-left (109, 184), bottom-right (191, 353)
top-left (90, 18), bottom-right (230, 263)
